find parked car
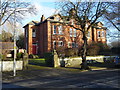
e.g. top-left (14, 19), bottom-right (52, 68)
top-left (114, 56), bottom-right (120, 66)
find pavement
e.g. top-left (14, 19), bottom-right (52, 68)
top-left (2, 67), bottom-right (120, 89)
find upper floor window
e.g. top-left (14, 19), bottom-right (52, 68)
top-left (70, 28), bottom-right (73, 37)
top-left (58, 41), bottom-right (63, 46)
top-left (87, 31), bottom-right (90, 37)
top-left (97, 31), bottom-right (101, 38)
top-left (102, 31), bottom-right (105, 37)
top-left (56, 17), bottom-right (60, 21)
top-left (73, 29), bottom-right (76, 37)
top-left (32, 29), bottom-right (36, 37)
top-left (53, 25), bottom-right (57, 34)
top-left (58, 26), bottom-right (63, 34)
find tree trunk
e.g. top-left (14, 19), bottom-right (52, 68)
top-left (80, 33), bottom-right (90, 70)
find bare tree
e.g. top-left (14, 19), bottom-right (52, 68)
top-left (56, 0), bottom-right (112, 70)
top-left (0, 0), bottom-right (37, 26)
top-left (104, 2), bottom-right (120, 31)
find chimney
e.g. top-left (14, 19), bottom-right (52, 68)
top-left (40, 15), bottom-right (45, 22)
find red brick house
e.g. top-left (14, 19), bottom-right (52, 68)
top-left (23, 14), bottom-right (107, 57)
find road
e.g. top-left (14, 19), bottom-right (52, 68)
top-left (2, 69), bottom-right (120, 88)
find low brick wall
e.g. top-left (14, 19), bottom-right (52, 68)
top-left (59, 56), bottom-right (116, 67)
top-left (0, 60), bottom-right (23, 71)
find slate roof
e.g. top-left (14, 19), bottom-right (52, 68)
top-left (23, 21), bottom-right (39, 28)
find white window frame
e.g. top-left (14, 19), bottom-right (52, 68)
top-left (32, 29), bottom-right (36, 37)
top-left (58, 41), bottom-right (63, 47)
top-left (70, 28), bottom-right (73, 37)
top-left (97, 31), bottom-right (101, 38)
top-left (73, 29), bottom-right (76, 37)
top-left (56, 17), bottom-right (60, 21)
top-left (102, 31), bottom-right (105, 37)
top-left (58, 25), bottom-right (63, 34)
top-left (53, 25), bottom-right (57, 34)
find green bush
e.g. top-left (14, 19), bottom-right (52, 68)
top-left (17, 52), bottom-right (23, 59)
top-left (44, 52), bottom-right (53, 67)
top-left (1, 54), bottom-right (6, 60)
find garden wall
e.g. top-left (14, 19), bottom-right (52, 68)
top-left (0, 60), bottom-right (23, 71)
top-left (59, 56), bottom-right (116, 67)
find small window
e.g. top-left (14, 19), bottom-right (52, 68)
top-left (58, 26), bottom-right (63, 34)
top-left (72, 42), bottom-right (75, 48)
top-left (53, 25), bottom-right (57, 34)
top-left (102, 31), bottom-right (105, 37)
top-left (53, 41), bottom-right (56, 49)
top-left (58, 41), bottom-right (63, 46)
top-left (68, 42), bottom-right (71, 48)
top-left (32, 29), bottom-right (36, 37)
top-left (98, 31), bottom-right (101, 37)
top-left (70, 28), bottom-right (72, 37)
top-left (56, 17), bottom-right (60, 21)
top-left (73, 29), bottom-right (76, 37)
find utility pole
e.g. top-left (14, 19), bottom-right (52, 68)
top-left (13, 0), bottom-right (16, 77)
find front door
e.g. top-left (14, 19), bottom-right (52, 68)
top-left (32, 44), bottom-right (37, 54)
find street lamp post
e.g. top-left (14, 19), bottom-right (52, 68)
top-left (13, 0), bottom-right (16, 77)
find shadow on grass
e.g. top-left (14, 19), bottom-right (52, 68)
top-left (87, 62), bottom-right (120, 69)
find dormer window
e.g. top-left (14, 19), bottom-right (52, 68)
top-left (32, 29), bottom-right (36, 37)
top-left (56, 17), bottom-right (60, 21)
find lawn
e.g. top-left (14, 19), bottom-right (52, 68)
top-left (29, 58), bottom-right (46, 66)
